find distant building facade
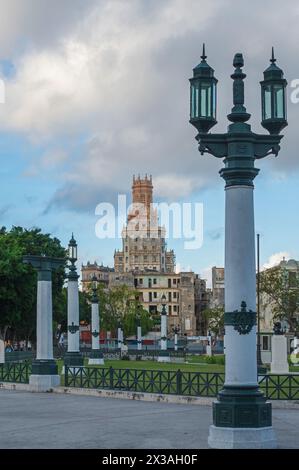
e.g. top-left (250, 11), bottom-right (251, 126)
top-left (210, 266), bottom-right (225, 307)
top-left (81, 176), bottom-right (210, 336)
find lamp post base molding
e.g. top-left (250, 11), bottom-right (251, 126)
top-left (208, 425), bottom-right (277, 449)
top-left (31, 359), bottom-right (58, 375)
top-left (29, 374), bottom-right (60, 392)
top-left (212, 386), bottom-right (272, 427)
top-left (64, 352), bottom-right (84, 367)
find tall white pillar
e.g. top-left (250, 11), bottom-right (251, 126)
top-left (158, 305), bottom-right (169, 362)
top-left (209, 184), bottom-right (276, 448)
top-left (64, 272), bottom-right (84, 367)
top-left (0, 339), bottom-right (5, 364)
top-left (118, 327), bottom-right (123, 349)
top-left (67, 279), bottom-right (80, 353)
top-left (174, 333), bottom-right (178, 352)
top-left (160, 314), bottom-right (167, 351)
top-left (88, 282), bottom-right (104, 365)
top-left (137, 325), bottom-right (142, 351)
top-left (224, 186), bottom-right (257, 386)
top-left (36, 278), bottom-right (54, 361)
top-left (23, 255), bottom-right (64, 392)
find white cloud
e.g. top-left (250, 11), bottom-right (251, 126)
top-left (0, 0), bottom-right (299, 211)
top-left (262, 252), bottom-right (290, 270)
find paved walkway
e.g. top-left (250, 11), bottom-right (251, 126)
top-left (0, 390), bottom-right (298, 449)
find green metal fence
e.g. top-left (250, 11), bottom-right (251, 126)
top-left (64, 366), bottom-right (225, 397)
top-left (65, 366), bottom-right (299, 400)
top-left (258, 374), bottom-right (299, 400)
top-left (0, 362), bottom-right (31, 383)
top-left (5, 351), bottom-right (34, 363)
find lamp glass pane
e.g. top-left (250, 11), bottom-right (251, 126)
top-left (190, 82), bottom-right (200, 118)
top-left (263, 85), bottom-right (272, 120)
top-left (273, 84), bottom-right (284, 118)
top-left (200, 82), bottom-right (212, 118)
top-left (212, 83), bottom-right (217, 119)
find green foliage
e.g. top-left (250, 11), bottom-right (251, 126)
top-left (0, 226), bottom-right (67, 342)
top-left (260, 266), bottom-right (299, 332)
top-left (202, 306), bottom-right (225, 337)
top-left (86, 283), bottom-right (153, 337)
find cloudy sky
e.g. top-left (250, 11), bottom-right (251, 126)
top-left (0, 0), bottom-right (298, 285)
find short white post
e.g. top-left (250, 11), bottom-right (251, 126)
top-left (271, 326), bottom-right (289, 374)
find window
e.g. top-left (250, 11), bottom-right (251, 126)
top-left (154, 292), bottom-right (157, 298)
top-left (173, 279), bottom-right (177, 285)
top-left (168, 279), bottom-right (171, 288)
top-left (173, 292), bottom-right (177, 299)
top-left (168, 292), bottom-right (171, 302)
top-left (153, 278), bottom-right (157, 284)
top-left (149, 278), bottom-right (152, 288)
top-left (169, 305), bottom-right (172, 315)
top-left (139, 278), bottom-right (143, 285)
top-left (125, 246), bottom-right (128, 252)
top-left (173, 305), bottom-right (177, 312)
top-left (149, 292), bottom-right (152, 302)
top-left (262, 336), bottom-right (269, 351)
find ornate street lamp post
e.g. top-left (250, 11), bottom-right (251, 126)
top-left (64, 234), bottom-right (84, 368)
top-left (88, 274), bottom-right (104, 365)
top-left (189, 45), bottom-right (287, 449)
top-left (137, 304), bottom-right (142, 351)
top-left (117, 321), bottom-right (123, 350)
top-left (158, 294), bottom-right (170, 362)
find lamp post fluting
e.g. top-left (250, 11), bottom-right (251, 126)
top-left (88, 275), bottom-right (104, 365)
top-left (64, 234), bottom-right (84, 368)
top-left (190, 45), bottom-right (287, 449)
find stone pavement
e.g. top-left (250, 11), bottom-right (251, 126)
top-left (0, 390), bottom-right (298, 449)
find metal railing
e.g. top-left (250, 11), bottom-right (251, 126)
top-left (65, 366), bottom-right (225, 397)
top-left (259, 374), bottom-right (299, 400)
top-left (65, 366), bottom-right (299, 400)
top-left (5, 351), bottom-right (34, 363)
top-left (0, 362), bottom-right (32, 383)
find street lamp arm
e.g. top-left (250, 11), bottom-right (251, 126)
top-left (253, 135), bottom-right (283, 159)
top-left (196, 134), bottom-right (228, 158)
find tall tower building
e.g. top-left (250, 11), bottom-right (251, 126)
top-left (114, 175), bottom-right (175, 273)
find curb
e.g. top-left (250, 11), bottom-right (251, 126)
top-left (1, 381), bottom-right (299, 409)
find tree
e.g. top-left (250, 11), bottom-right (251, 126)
top-left (202, 306), bottom-right (225, 337)
top-left (85, 283), bottom-right (153, 337)
top-left (0, 226), bottom-right (67, 346)
top-left (259, 265), bottom-right (299, 333)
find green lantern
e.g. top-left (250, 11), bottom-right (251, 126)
top-left (189, 44), bottom-right (218, 134)
top-left (260, 48), bottom-right (287, 135)
top-left (68, 233), bottom-right (77, 263)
